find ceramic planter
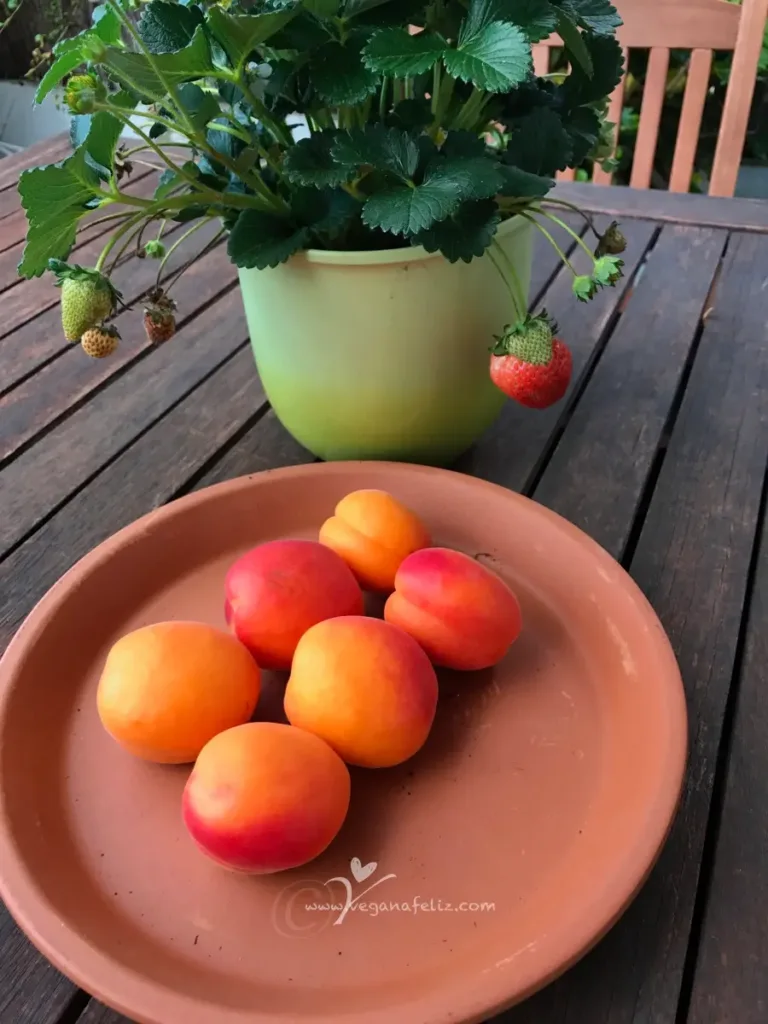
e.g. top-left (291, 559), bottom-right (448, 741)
top-left (238, 215), bottom-right (532, 465)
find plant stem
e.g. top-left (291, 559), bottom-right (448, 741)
top-left (379, 76), bottom-right (388, 121)
top-left (121, 141), bottom-right (198, 159)
top-left (430, 69), bottom-right (455, 136)
top-left (537, 209), bottom-right (596, 263)
top-left (487, 247), bottom-right (522, 321)
top-left (491, 239), bottom-right (527, 318)
top-left (520, 212), bottom-right (578, 276)
top-left (95, 212), bottom-right (146, 273)
top-left (84, 210), bottom-right (139, 232)
top-left (106, 217), bottom-right (151, 276)
top-left (539, 197), bottom-right (603, 238)
top-left (452, 85), bottom-right (486, 131)
top-left (230, 73), bottom-right (294, 148)
top-left (98, 104), bottom-right (206, 193)
top-left (155, 218), bottom-right (213, 288)
top-left (106, 0), bottom-right (194, 135)
top-left (431, 62), bottom-right (441, 115)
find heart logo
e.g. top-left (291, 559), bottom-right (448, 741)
top-left (350, 857), bottom-right (377, 883)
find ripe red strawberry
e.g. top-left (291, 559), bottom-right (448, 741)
top-left (143, 288), bottom-right (177, 344)
top-left (489, 313), bottom-right (572, 410)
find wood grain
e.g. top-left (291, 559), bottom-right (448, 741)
top-left (499, 230), bottom-right (768, 1024)
top-left (669, 50), bottom-right (714, 194)
top-left (457, 218), bottom-right (657, 491)
top-left (0, 134), bottom-right (72, 195)
top-left (551, 182), bottom-right (768, 233)
top-left (533, 223), bottom-right (726, 559)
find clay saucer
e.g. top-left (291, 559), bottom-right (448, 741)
top-left (0, 463), bottom-right (687, 1024)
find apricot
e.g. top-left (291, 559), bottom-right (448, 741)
top-left (224, 539), bottom-right (364, 670)
top-left (284, 616), bottom-right (438, 768)
top-left (319, 489), bottom-right (430, 592)
top-left (182, 722), bottom-right (350, 873)
top-left (97, 621), bottom-right (261, 764)
top-left (384, 548), bottom-right (522, 671)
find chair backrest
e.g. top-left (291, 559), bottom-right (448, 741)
top-left (533, 0), bottom-right (768, 195)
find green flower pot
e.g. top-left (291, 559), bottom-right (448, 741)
top-left (238, 215), bottom-right (532, 465)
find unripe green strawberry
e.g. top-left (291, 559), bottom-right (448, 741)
top-left (48, 260), bottom-right (121, 342)
top-left (63, 73), bottom-right (105, 114)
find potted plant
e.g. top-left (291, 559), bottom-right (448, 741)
top-left (17, 0), bottom-right (626, 465)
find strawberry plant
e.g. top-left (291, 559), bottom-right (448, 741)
top-left (18, 0), bottom-right (627, 392)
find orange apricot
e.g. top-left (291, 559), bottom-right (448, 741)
top-left (182, 722), bottom-right (351, 873)
top-left (384, 548), bottom-right (522, 671)
top-left (224, 539), bottom-right (364, 670)
top-left (284, 616), bottom-right (438, 768)
top-left (97, 621), bottom-right (261, 763)
top-left (319, 489), bottom-right (430, 592)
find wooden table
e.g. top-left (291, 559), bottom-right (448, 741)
top-left (1, 135), bottom-right (767, 1024)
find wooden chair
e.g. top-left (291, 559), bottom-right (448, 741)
top-left (533, 0), bottom-right (768, 195)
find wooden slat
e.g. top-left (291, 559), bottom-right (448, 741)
top-left (669, 49), bottom-right (714, 194)
top-left (0, 226), bottom-right (233, 467)
top-left (549, 182), bottom-right (768, 233)
top-left (0, 902), bottom-right (76, 1024)
top-left (75, 1003), bottom-right (131, 1024)
top-left (0, 134), bottom-right (72, 194)
top-left (0, 287), bottom-right (249, 559)
top-left (593, 49), bottom-right (628, 186)
top-left (710, 0), bottom-right (768, 197)
top-left (501, 229), bottom-right (768, 1024)
top-left (458, 218), bottom-right (658, 490)
top-left (630, 47), bottom-right (670, 190)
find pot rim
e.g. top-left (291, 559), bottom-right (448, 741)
top-left (253, 210), bottom-right (529, 269)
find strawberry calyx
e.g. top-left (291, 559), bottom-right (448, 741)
top-left (490, 312), bottom-right (557, 365)
top-left (48, 259), bottom-right (123, 307)
top-left (144, 286), bottom-right (177, 322)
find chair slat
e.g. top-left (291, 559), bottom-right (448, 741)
top-left (593, 48), bottom-right (629, 186)
top-left (532, 44), bottom-right (549, 77)
top-left (630, 46), bottom-right (670, 189)
top-left (710, 0), bottom-right (768, 196)
top-left (669, 49), bottom-right (713, 194)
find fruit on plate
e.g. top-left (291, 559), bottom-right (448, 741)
top-left (96, 621), bottom-right (261, 763)
top-left (182, 722), bottom-right (351, 873)
top-left (284, 616), bottom-right (438, 768)
top-left (384, 548), bottom-right (522, 671)
top-left (319, 489), bottom-right (430, 592)
top-left (224, 539), bottom-right (364, 670)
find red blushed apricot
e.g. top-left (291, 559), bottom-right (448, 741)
top-left (384, 548), bottom-right (522, 671)
top-left (182, 722), bottom-right (351, 873)
top-left (284, 616), bottom-right (438, 768)
top-left (319, 489), bottom-right (431, 592)
top-left (224, 539), bottom-right (364, 670)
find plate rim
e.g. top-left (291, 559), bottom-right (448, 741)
top-left (0, 461), bottom-right (689, 1024)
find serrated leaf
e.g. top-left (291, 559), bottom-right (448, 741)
top-left (292, 187), bottom-right (359, 238)
top-left (430, 155), bottom-right (504, 199)
top-left (283, 132), bottom-right (354, 186)
top-left (35, 45), bottom-right (85, 104)
top-left (444, 21), bottom-right (530, 93)
top-left (228, 210), bottom-right (308, 269)
top-left (79, 92), bottom-right (134, 174)
top-left (505, 0), bottom-right (557, 42)
top-left (303, 0), bottom-right (341, 14)
top-left (18, 147), bottom-right (103, 278)
top-left (139, 1), bottom-right (203, 53)
top-left (564, 105), bottom-right (600, 164)
top-left (414, 198), bottom-right (500, 262)
top-left (344, 0), bottom-right (426, 25)
top-left (103, 25), bottom-right (213, 101)
top-left (498, 164), bottom-right (553, 196)
top-left (155, 168), bottom-right (182, 198)
top-left (363, 28), bottom-right (445, 76)
top-left (91, 4), bottom-right (122, 42)
top-left (206, 7), bottom-right (299, 70)
top-left (564, 33), bottom-right (624, 104)
top-left (556, 11), bottom-right (592, 75)
top-left (310, 39), bottom-right (380, 105)
top-left (35, 7), bottom-right (122, 104)
top-left (441, 130), bottom-right (487, 158)
top-left (389, 97), bottom-right (432, 129)
top-left (177, 83), bottom-right (219, 130)
top-left (332, 125), bottom-right (418, 178)
top-left (560, 0), bottom-right (621, 35)
top-left (507, 108), bottom-right (572, 175)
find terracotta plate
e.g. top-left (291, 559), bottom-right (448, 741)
top-left (0, 463), bottom-right (687, 1024)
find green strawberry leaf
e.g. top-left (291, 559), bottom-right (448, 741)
top-left (206, 7), bottom-right (299, 70)
top-left (563, 105), bottom-right (601, 164)
top-left (72, 91), bottom-right (135, 176)
top-left (441, 130), bottom-right (487, 158)
top-left (291, 186), bottom-right (360, 239)
top-left (303, 0), bottom-right (341, 15)
top-left (103, 25), bottom-right (213, 101)
top-left (414, 198), bottom-right (500, 262)
top-left (555, 10), bottom-right (592, 76)
top-left (35, 6), bottom-right (122, 104)
top-left (498, 164), bottom-right (554, 196)
top-left (18, 147), bottom-right (103, 278)
top-left (564, 33), bottom-right (624, 104)
top-left (389, 97), bottom-right (433, 130)
top-left (139, 0), bottom-right (204, 53)
top-left (227, 210), bottom-right (309, 269)
top-left (427, 155), bottom-right (505, 199)
top-left (332, 125), bottom-right (419, 178)
top-left (506, 108), bottom-right (573, 175)
top-left (443, 21), bottom-right (531, 93)
top-left (560, 0), bottom-right (622, 36)
top-left (363, 28), bottom-right (446, 76)
top-left (504, 0), bottom-right (558, 42)
top-left (283, 132), bottom-right (355, 186)
top-left (310, 39), bottom-right (380, 106)
top-left (177, 83), bottom-right (220, 131)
